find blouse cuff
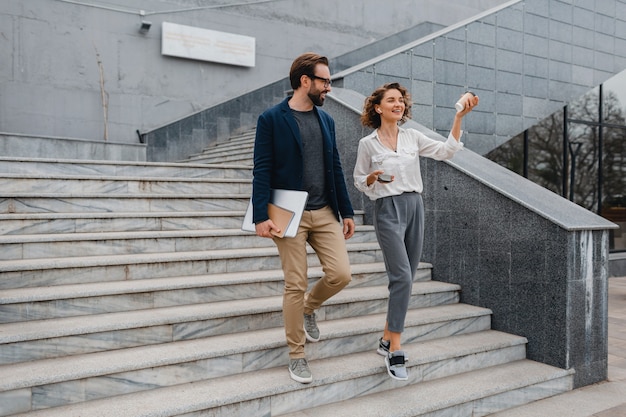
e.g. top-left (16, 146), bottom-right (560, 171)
top-left (447, 131), bottom-right (464, 148)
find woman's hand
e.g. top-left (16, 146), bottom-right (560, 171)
top-left (367, 170), bottom-right (387, 186)
top-left (456, 93), bottom-right (479, 116)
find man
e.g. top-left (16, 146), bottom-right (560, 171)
top-left (252, 52), bottom-right (355, 384)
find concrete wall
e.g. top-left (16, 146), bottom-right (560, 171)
top-left (0, 0), bottom-right (508, 153)
top-left (326, 87), bottom-right (616, 389)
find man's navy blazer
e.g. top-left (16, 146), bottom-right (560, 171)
top-left (252, 97), bottom-right (354, 225)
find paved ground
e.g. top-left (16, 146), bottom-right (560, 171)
top-left (491, 276), bottom-right (626, 417)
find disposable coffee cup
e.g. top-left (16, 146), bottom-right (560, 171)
top-left (455, 91), bottom-right (476, 112)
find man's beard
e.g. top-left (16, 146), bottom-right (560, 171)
top-left (308, 91), bottom-right (325, 106)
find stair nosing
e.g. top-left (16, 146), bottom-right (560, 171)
top-left (0, 242), bottom-right (382, 272)
top-left (1, 351), bottom-right (569, 417)
top-left (0, 293), bottom-right (483, 344)
top-left (0, 325), bottom-right (514, 393)
top-left (0, 261), bottom-right (390, 303)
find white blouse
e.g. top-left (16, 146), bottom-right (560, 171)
top-left (353, 127), bottom-right (463, 201)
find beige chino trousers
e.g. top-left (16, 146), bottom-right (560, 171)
top-left (273, 206), bottom-right (352, 359)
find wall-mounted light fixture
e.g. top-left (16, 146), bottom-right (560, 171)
top-left (138, 9), bottom-right (151, 34)
top-left (139, 20), bottom-right (152, 34)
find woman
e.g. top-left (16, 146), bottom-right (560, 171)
top-left (353, 83), bottom-right (478, 380)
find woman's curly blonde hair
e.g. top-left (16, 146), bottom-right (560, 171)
top-left (360, 82), bottom-right (412, 129)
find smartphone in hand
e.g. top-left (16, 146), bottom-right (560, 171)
top-left (378, 174), bottom-right (392, 183)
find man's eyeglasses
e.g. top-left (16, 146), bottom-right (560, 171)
top-left (308, 74), bottom-right (332, 88)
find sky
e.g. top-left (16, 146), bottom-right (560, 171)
top-left (604, 68), bottom-right (626, 112)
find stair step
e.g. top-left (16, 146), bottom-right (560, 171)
top-left (0, 157), bottom-right (251, 179)
top-left (0, 285), bottom-right (476, 364)
top-left (186, 154), bottom-right (253, 164)
top-left (2, 335), bottom-right (569, 417)
top-left (0, 193), bottom-right (251, 214)
top-left (0, 174), bottom-right (252, 195)
top-left (0, 225), bottom-right (376, 261)
top-left (188, 142), bottom-right (254, 159)
top-left (0, 210), bottom-right (365, 235)
top-left (276, 360), bottom-right (574, 417)
top-left (0, 242), bottom-right (383, 289)
top-left (0, 261), bottom-right (399, 322)
top-left (1, 327), bottom-right (515, 414)
top-left (0, 211), bottom-right (249, 235)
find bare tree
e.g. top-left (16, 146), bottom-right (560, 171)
top-left (488, 89), bottom-right (626, 213)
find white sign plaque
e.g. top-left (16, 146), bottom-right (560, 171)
top-left (161, 22), bottom-right (255, 67)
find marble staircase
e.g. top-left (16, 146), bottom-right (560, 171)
top-left (0, 134), bottom-right (574, 416)
top-left (183, 130), bottom-right (255, 165)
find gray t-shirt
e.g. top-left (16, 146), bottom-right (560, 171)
top-left (292, 109), bottom-right (329, 210)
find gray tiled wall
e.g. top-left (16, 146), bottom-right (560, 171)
top-left (334, 0), bottom-right (626, 156)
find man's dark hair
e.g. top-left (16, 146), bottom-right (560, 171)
top-left (289, 52), bottom-right (329, 90)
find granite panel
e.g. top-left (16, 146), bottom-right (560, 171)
top-left (434, 37), bottom-right (466, 63)
top-left (495, 49), bottom-right (524, 74)
top-left (467, 66), bottom-right (497, 92)
top-left (617, 19), bottom-right (626, 41)
top-left (594, 50), bottom-right (616, 74)
top-left (595, 32), bottom-right (616, 56)
top-left (550, 1), bottom-right (573, 24)
top-left (467, 43), bottom-right (496, 68)
top-left (468, 20), bottom-right (497, 44)
top-left (526, 0), bottom-right (549, 17)
top-left (595, 0), bottom-right (623, 17)
top-left (572, 45), bottom-right (595, 68)
top-left (595, 12), bottom-right (617, 36)
top-left (479, 266), bottom-right (512, 329)
top-left (373, 74), bottom-right (410, 92)
top-left (411, 41), bottom-right (434, 59)
top-left (509, 282), bottom-right (550, 361)
top-left (496, 27), bottom-right (524, 53)
top-left (496, 6), bottom-right (523, 32)
top-left (549, 40), bottom-right (573, 65)
top-left (411, 79), bottom-right (434, 106)
top-left (446, 26), bottom-right (467, 42)
top-left (465, 109), bottom-right (496, 136)
top-left (573, 6), bottom-right (595, 30)
top-left (524, 12), bottom-right (550, 38)
top-left (411, 56), bottom-right (434, 82)
top-left (411, 104), bottom-right (434, 132)
top-left (376, 53), bottom-right (411, 79)
top-left (524, 33), bottom-right (550, 59)
top-left (572, 27), bottom-right (595, 51)
top-left (496, 72), bottom-right (523, 96)
top-left (433, 59), bottom-right (466, 86)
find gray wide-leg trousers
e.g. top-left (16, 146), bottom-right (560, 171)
top-left (374, 192), bottom-right (424, 333)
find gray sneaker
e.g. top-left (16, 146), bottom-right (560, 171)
top-left (377, 338), bottom-right (408, 362)
top-left (385, 350), bottom-right (408, 381)
top-left (289, 358), bottom-right (313, 384)
top-left (377, 337), bottom-right (390, 356)
top-left (303, 313), bottom-right (320, 342)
